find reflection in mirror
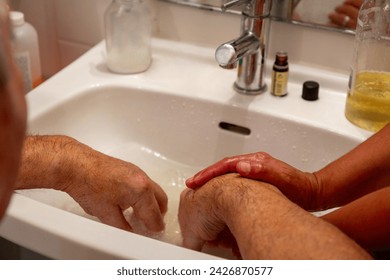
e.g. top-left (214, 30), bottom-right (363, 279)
top-left (160, 0), bottom-right (361, 34)
top-left (290, 0), bottom-right (361, 31)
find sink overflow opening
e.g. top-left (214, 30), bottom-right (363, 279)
top-left (219, 122), bottom-right (251, 136)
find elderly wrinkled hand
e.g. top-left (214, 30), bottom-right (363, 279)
top-left (185, 152), bottom-right (320, 210)
top-left (65, 143), bottom-right (168, 232)
top-left (179, 174), bottom-right (249, 256)
top-left (16, 136), bottom-right (168, 232)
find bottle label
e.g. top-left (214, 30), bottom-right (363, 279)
top-left (14, 51), bottom-right (32, 93)
top-left (271, 70), bottom-right (288, 96)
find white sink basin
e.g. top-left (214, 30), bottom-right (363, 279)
top-left (0, 38), bottom-right (372, 259)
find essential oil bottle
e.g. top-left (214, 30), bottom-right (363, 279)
top-left (271, 51), bottom-right (289, 97)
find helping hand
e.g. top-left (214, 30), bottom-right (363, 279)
top-left (186, 152), bottom-right (320, 210)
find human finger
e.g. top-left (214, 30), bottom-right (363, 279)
top-left (235, 154), bottom-right (297, 184)
top-left (130, 187), bottom-right (166, 232)
top-left (150, 180), bottom-right (168, 215)
top-left (344, 0), bottom-right (363, 9)
top-left (328, 12), bottom-right (356, 29)
top-left (186, 153), bottom-right (266, 189)
top-left (334, 4), bottom-right (360, 20)
top-left (95, 205), bottom-right (133, 231)
top-left (186, 158), bottom-right (240, 189)
top-left (236, 159), bottom-right (296, 189)
top-left (329, 4), bottom-right (359, 29)
top-left (178, 189), bottom-right (205, 250)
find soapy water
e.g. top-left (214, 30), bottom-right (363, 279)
top-left (110, 143), bottom-right (236, 259)
top-left (107, 143), bottom-right (194, 246)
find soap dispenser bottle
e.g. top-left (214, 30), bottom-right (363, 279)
top-left (345, 0), bottom-right (390, 132)
top-left (104, 0), bottom-right (152, 74)
top-left (10, 11), bottom-right (43, 93)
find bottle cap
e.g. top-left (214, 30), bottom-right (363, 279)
top-left (275, 51), bottom-right (288, 66)
top-left (10, 11), bottom-right (25, 27)
top-left (302, 81), bottom-right (319, 101)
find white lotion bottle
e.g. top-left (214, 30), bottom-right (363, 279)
top-left (10, 11), bottom-right (42, 93)
top-left (104, 0), bottom-right (152, 74)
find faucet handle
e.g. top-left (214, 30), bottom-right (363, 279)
top-left (221, 0), bottom-right (249, 12)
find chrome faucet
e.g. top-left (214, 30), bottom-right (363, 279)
top-left (215, 0), bottom-right (272, 95)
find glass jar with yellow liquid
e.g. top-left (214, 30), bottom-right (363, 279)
top-left (345, 0), bottom-right (390, 132)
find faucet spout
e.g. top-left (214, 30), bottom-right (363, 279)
top-left (216, 0), bottom-right (272, 95)
top-left (215, 32), bottom-right (260, 69)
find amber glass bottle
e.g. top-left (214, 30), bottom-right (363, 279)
top-left (271, 51), bottom-right (289, 97)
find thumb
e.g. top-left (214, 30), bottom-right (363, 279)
top-left (236, 161), bottom-right (264, 178)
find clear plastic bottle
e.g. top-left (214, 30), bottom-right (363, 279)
top-left (10, 11), bottom-right (43, 94)
top-left (345, 0), bottom-right (390, 132)
top-left (104, 0), bottom-right (152, 74)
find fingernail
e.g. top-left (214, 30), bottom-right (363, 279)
top-left (185, 177), bottom-right (194, 187)
top-left (237, 161), bottom-right (251, 175)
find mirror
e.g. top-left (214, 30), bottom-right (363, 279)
top-left (162, 0), bottom-right (360, 34)
top-left (275, 0), bottom-right (360, 33)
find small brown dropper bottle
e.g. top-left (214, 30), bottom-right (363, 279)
top-left (271, 51), bottom-right (289, 97)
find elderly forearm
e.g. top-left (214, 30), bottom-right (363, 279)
top-left (15, 135), bottom-right (83, 191)
top-left (219, 176), bottom-right (371, 260)
top-left (314, 123), bottom-right (390, 208)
